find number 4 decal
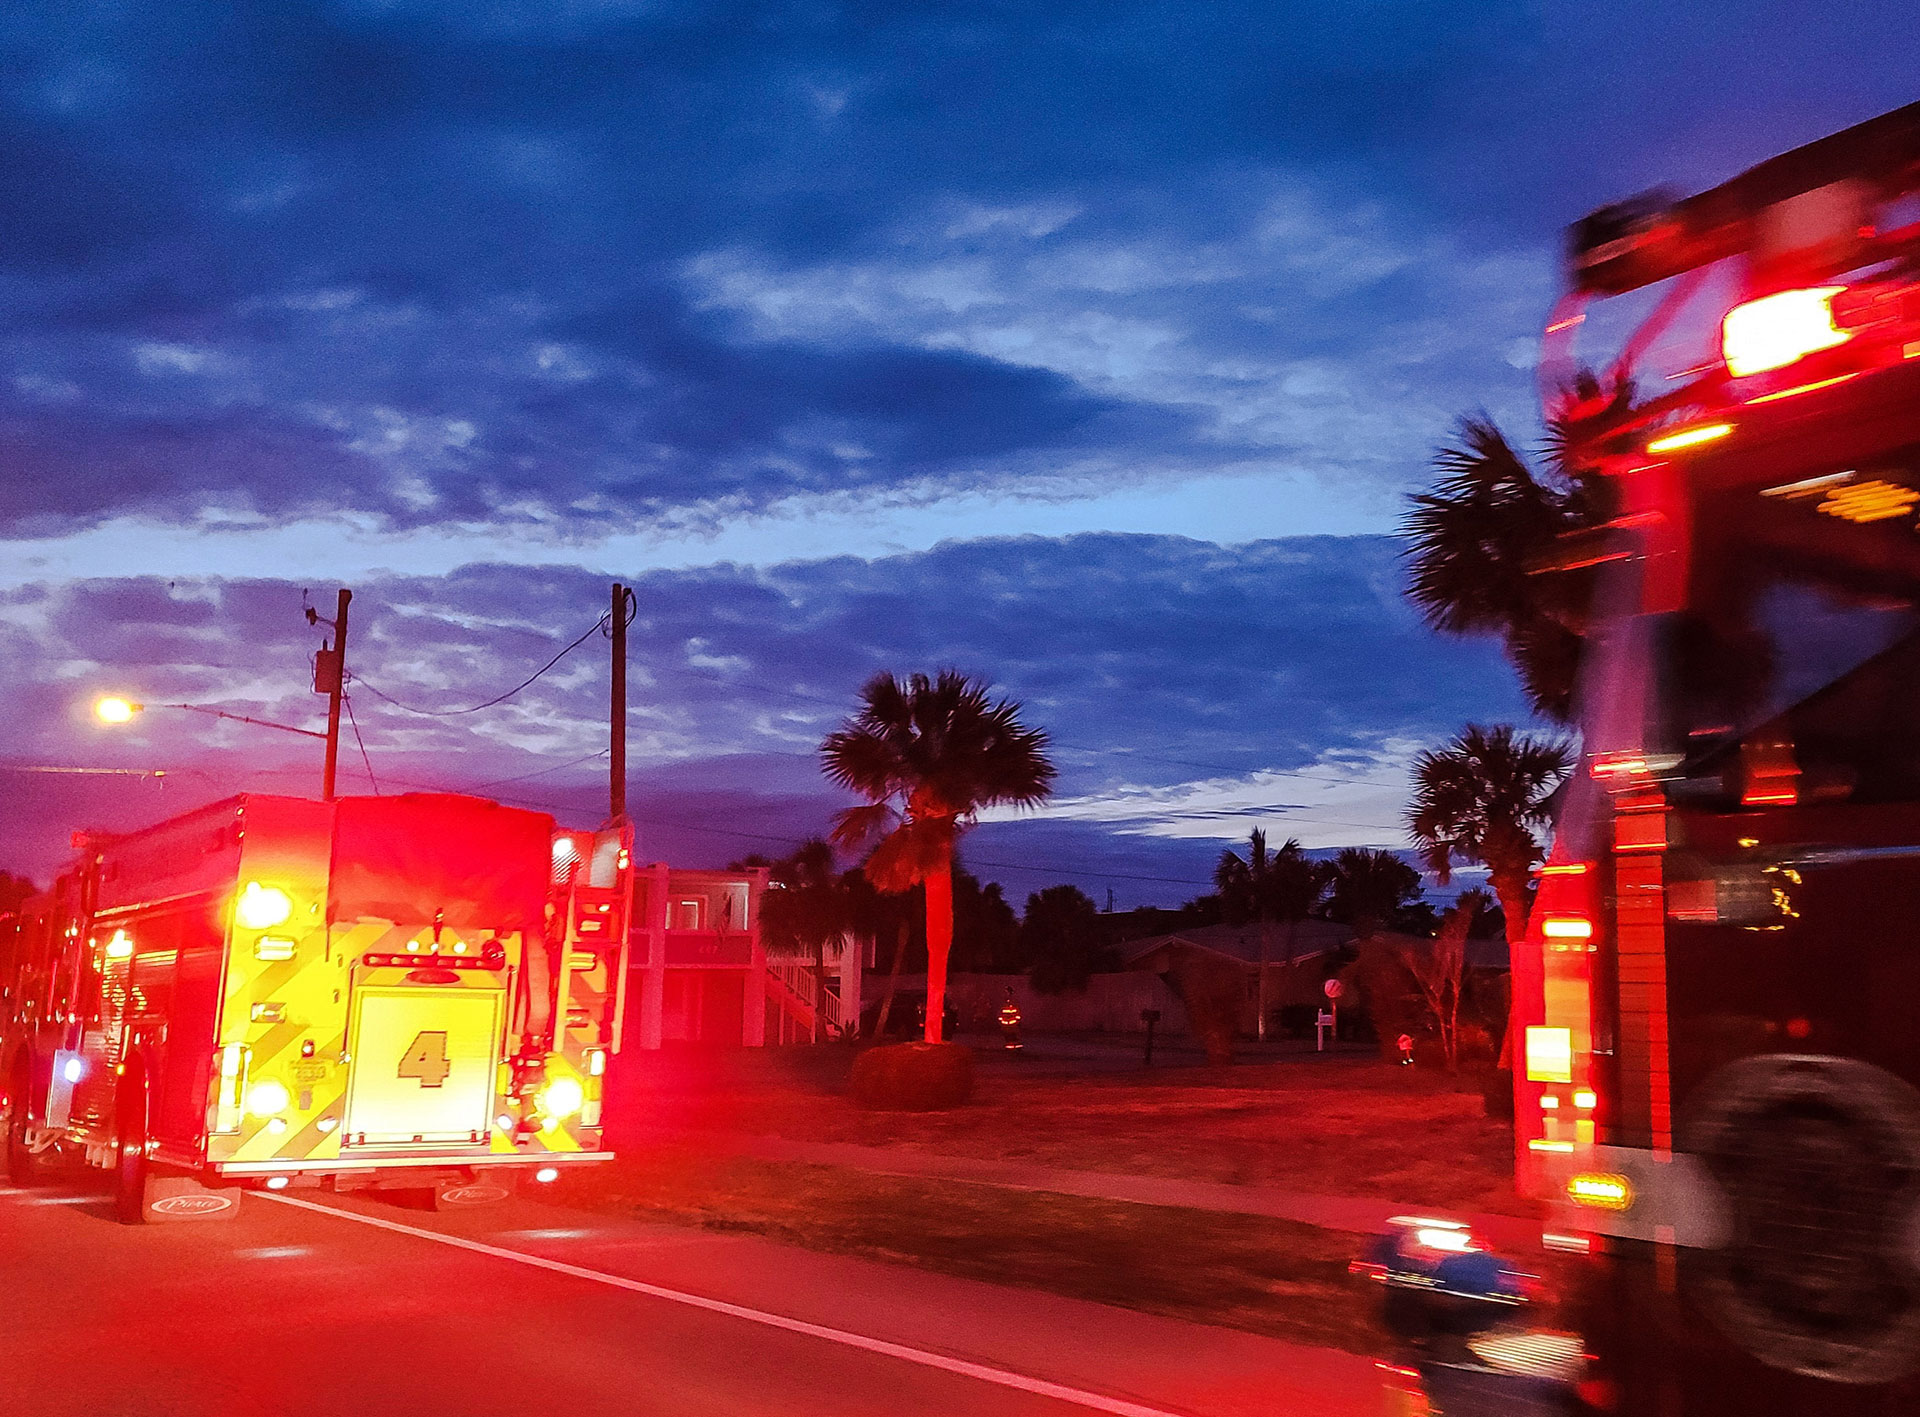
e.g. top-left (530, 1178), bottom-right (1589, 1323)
top-left (397, 1030), bottom-right (452, 1088)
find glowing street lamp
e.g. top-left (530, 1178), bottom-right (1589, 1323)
top-left (92, 693), bottom-right (329, 801)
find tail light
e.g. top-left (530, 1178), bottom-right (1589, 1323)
top-left (236, 882), bottom-right (293, 930)
top-left (212, 1044), bottom-right (249, 1133)
top-left (1525, 1026), bottom-right (1575, 1084)
top-left (1722, 286), bottom-right (1850, 376)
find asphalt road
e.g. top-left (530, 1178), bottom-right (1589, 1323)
top-left (0, 1174), bottom-right (1379, 1417)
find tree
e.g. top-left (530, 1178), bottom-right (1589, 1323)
top-left (844, 868), bottom-right (914, 1042)
top-left (823, 670), bottom-right (1055, 1045)
top-left (1401, 414), bottom-right (1610, 722)
top-left (1023, 885), bottom-right (1115, 995)
top-left (0, 872), bottom-right (36, 916)
top-left (754, 839), bottom-right (850, 1041)
top-left (953, 872), bottom-right (1022, 973)
top-left (1407, 723), bottom-right (1573, 1059)
top-left (1214, 830), bottom-right (1325, 1040)
top-left (1397, 888), bottom-right (1488, 1070)
top-left (1321, 847), bottom-right (1424, 940)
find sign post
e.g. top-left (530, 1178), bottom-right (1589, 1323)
top-left (1317, 977), bottom-right (1344, 1052)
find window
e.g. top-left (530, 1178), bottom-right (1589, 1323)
top-left (672, 898), bottom-right (704, 930)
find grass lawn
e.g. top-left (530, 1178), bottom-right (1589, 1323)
top-left (551, 1144), bottom-right (1397, 1355)
top-left (610, 1044), bottom-right (1526, 1216)
top-left (571, 1044), bottom-right (1559, 1353)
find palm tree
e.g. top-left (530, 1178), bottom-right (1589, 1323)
top-left (1322, 847), bottom-right (1424, 941)
top-left (1214, 831), bottom-right (1324, 1040)
top-left (1407, 723), bottom-right (1572, 1058)
top-left (822, 671), bottom-right (1055, 1044)
top-left (1400, 414), bottom-right (1606, 722)
top-left (757, 839), bottom-right (851, 1041)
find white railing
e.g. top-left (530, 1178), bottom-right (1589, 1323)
top-left (767, 958), bottom-right (846, 1039)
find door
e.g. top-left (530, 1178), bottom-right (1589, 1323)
top-left (342, 984), bottom-right (503, 1148)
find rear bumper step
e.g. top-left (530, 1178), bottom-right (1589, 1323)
top-left (214, 1151), bottom-right (613, 1176)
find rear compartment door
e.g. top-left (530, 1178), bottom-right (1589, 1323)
top-left (342, 982), bottom-right (503, 1148)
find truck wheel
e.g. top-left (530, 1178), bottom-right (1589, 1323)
top-left (6, 1058), bottom-right (48, 1187)
top-left (113, 1075), bottom-right (151, 1225)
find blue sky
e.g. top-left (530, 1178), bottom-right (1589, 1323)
top-left (3, 3), bottom-right (1916, 902)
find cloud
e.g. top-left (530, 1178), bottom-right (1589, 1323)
top-left (0, 531), bottom-right (1525, 902)
top-left (3, 1), bottom-right (1911, 546)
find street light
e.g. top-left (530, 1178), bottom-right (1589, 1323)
top-left (93, 696), bottom-right (327, 741)
top-left (93, 693), bottom-right (334, 797)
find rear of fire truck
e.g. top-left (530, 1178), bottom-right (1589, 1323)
top-left (2, 791), bottom-right (630, 1220)
top-left (1508, 101), bottom-right (1920, 1414)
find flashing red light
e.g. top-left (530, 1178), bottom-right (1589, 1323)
top-left (1723, 286), bottom-right (1851, 376)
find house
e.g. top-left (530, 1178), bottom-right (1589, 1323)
top-left (1123, 919), bottom-right (1355, 1034)
top-left (624, 862), bottom-right (859, 1046)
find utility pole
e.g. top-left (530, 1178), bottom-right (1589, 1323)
top-left (313, 588), bottom-right (352, 801)
top-left (610, 582), bottom-right (628, 822)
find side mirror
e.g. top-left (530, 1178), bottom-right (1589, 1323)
top-left (1353, 1218), bottom-right (1585, 1415)
top-left (1350, 1217), bottom-right (1530, 1341)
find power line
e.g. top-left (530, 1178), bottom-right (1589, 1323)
top-left (473, 748), bottom-right (610, 789)
top-left (343, 696), bottom-right (381, 795)
top-left (0, 764), bottom-right (171, 778)
top-left (353, 613), bottom-right (609, 716)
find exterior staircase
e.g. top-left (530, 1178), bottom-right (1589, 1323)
top-left (766, 958), bottom-right (848, 1043)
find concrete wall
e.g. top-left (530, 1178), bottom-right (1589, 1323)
top-left (881, 971), bottom-right (1192, 1035)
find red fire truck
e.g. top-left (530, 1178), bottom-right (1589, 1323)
top-left (1500, 102), bottom-right (1920, 1412)
top-left (0, 791), bottom-right (632, 1221)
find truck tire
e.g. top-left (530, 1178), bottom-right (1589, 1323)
top-left (6, 1056), bottom-right (50, 1187)
top-left (113, 1072), bottom-right (151, 1225)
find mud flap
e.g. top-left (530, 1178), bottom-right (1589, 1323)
top-left (433, 1176), bottom-right (513, 1210)
top-left (142, 1172), bottom-right (243, 1223)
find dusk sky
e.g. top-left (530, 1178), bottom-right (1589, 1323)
top-left (4, 4), bottom-right (1916, 904)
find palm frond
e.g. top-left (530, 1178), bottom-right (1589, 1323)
top-left (830, 802), bottom-right (898, 854)
top-left (862, 816), bottom-right (957, 892)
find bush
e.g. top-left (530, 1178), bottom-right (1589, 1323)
top-left (1161, 949), bottom-right (1244, 1064)
top-left (850, 1041), bottom-right (974, 1111)
top-left (1351, 940), bottom-right (1422, 1062)
top-left (1410, 1036), bottom-right (1449, 1070)
top-left (1455, 1023), bottom-right (1497, 1068)
top-left (1481, 1067), bottom-right (1515, 1120)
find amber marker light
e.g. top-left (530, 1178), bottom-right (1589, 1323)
top-left (1567, 1173), bottom-right (1635, 1211)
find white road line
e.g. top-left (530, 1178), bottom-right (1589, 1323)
top-left (262, 1193), bottom-right (1196, 1417)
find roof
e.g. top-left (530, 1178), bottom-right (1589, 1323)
top-left (1122, 918), bottom-right (1353, 968)
top-left (1359, 929), bottom-right (1511, 972)
top-left (1124, 920), bottom-right (1512, 972)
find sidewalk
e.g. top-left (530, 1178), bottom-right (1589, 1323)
top-left (721, 1133), bottom-right (1544, 1253)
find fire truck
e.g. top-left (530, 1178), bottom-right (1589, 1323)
top-left (1498, 101), bottom-right (1920, 1412)
top-left (0, 791), bottom-right (632, 1222)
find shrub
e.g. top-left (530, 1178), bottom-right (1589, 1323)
top-left (1455, 1023), bottom-right (1497, 1068)
top-left (1481, 1067), bottom-right (1515, 1120)
top-left (1161, 948), bottom-right (1244, 1064)
top-left (850, 1041), bottom-right (974, 1110)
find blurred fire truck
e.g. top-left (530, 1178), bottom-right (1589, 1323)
top-left (0, 792), bottom-right (632, 1221)
top-left (1502, 101), bottom-right (1920, 1413)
